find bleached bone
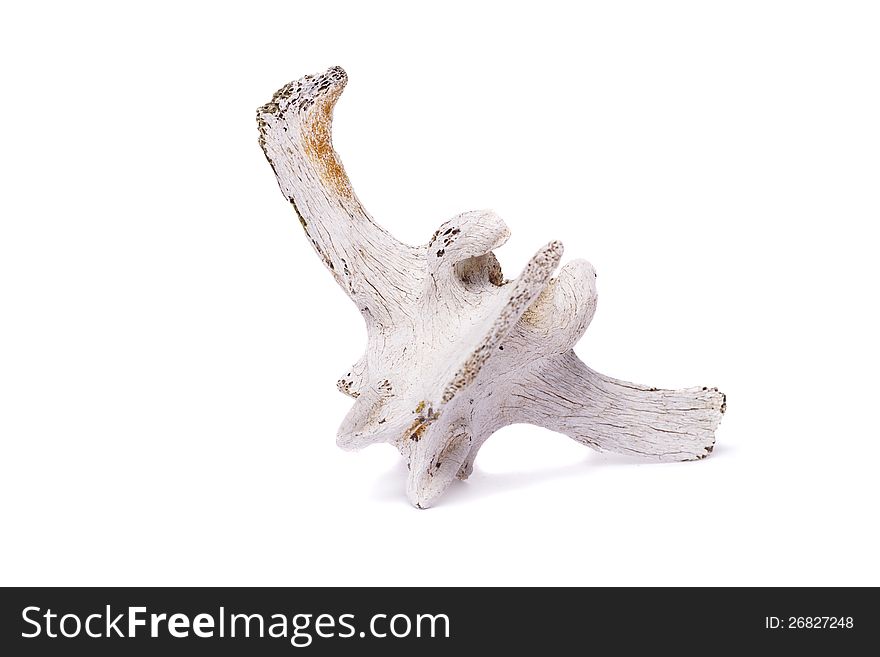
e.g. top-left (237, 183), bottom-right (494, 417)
top-left (257, 67), bottom-right (725, 508)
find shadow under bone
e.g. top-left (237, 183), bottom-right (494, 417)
top-left (368, 438), bottom-right (732, 508)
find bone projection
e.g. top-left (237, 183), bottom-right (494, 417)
top-left (257, 67), bottom-right (725, 508)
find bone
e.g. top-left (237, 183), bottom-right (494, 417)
top-left (257, 67), bottom-right (726, 508)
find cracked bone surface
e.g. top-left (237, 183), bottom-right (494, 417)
top-left (257, 66), bottom-right (725, 508)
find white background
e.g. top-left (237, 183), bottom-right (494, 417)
top-left (1, 1), bottom-right (878, 586)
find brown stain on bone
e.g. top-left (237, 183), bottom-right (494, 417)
top-left (301, 87), bottom-right (353, 199)
top-left (405, 402), bottom-right (439, 442)
top-left (406, 420), bottom-right (429, 442)
top-left (521, 277), bottom-right (557, 327)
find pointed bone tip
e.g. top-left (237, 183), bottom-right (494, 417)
top-left (531, 240), bottom-right (564, 274)
top-left (327, 65), bottom-right (348, 83)
top-left (335, 436), bottom-right (360, 452)
top-left (560, 258), bottom-right (596, 279)
top-left (256, 66), bottom-right (349, 122)
top-left (545, 240), bottom-right (564, 260)
top-left (335, 430), bottom-right (373, 452)
top-left (521, 240), bottom-right (564, 278)
top-left (406, 470), bottom-right (442, 510)
top-left (559, 259), bottom-right (598, 297)
top-left (409, 490), bottom-right (435, 510)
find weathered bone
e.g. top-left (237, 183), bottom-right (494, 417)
top-left (257, 66), bottom-right (726, 508)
